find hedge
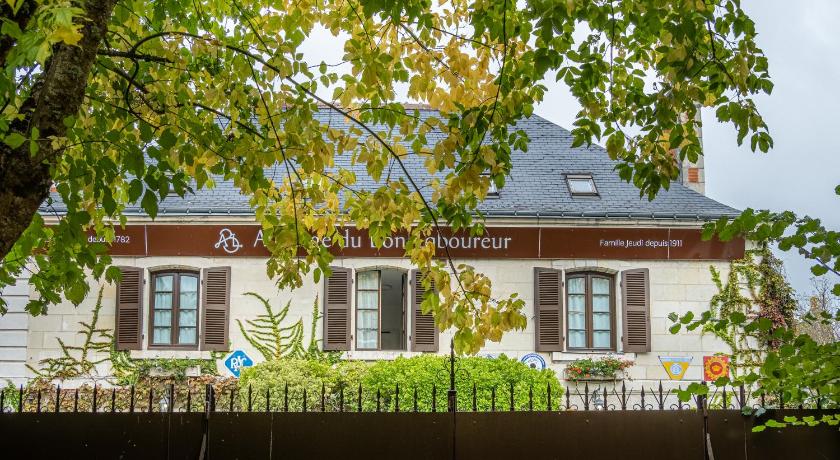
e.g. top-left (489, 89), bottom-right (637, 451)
top-left (238, 355), bottom-right (562, 411)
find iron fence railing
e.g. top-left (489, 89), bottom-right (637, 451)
top-left (3, 380), bottom-right (834, 414)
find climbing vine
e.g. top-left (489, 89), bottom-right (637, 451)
top-left (672, 247), bottom-right (797, 379)
top-left (28, 287), bottom-right (112, 382)
top-left (236, 292), bottom-right (307, 360)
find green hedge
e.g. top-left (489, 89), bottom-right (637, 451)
top-left (238, 355), bottom-right (562, 411)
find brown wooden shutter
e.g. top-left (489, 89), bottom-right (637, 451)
top-left (534, 268), bottom-right (563, 352)
top-left (323, 267), bottom-right (352, 351)
top-left (115, 267), bottom-right (144, 350)
top-left (411, 269), bottom-right (439, 352)
top-left (621, 268), bottom-right (651, 353)
top-left (200, 266), bottom-right (231, 351)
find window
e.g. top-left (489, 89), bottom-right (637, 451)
top-left (566, 272), bottom-right (615, 350)
top-left (482, 173), bottom-right (500, 198)
top-left (150, 271), bottom-right (199, 348)
top-left (566, 174), bottom-right (598, 196)
top-left (355, 269), bottom-right (407, 351)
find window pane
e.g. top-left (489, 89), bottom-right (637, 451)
top-left (357, 310), bottom-right (378, 329)
top-left (357, 271), bottom-right (379, 290)
top-left (592, 277), bottom-right (610, 295)
top-left (357, 291), bottom-right (378, 310)
top-left (155, 293), bottom-right (173, 309)
top-left (357, 329), bottom-right (377, 349)
top-left (154, 310), bottom-right (171, 327)
top-left (593, 331), bottom-right (611, 348)
top-left (155, 275), bottom-right (173, 292)
top-left (568, 330), bottom-right (586, 348)
top-left (593, 312), bottom-right (611, 330)
top-left (568, 311), bottom-right (586, 330)
top-left (568, 178), bottom-right (595, 194)
top-left (179, 309), bottom-right (197, 327)
top-left (178, 327), bottom-right (197, 344)
top-left (567, 277), bottom-right (585, 295)
top-left (153, 327), bottom-right (171, 344)
top-left (593, 294), bottom-right (610, 312)
top-left (180, 291), bottom-right (198, 309)
top-left (180, 275), bottom-right (198, 292)
top-left (568, 294), bottom-right (585, 312)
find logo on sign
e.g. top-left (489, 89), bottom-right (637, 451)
top-left (224, 350), bottom-right (253, 378)
top-left (215, 228), bottom-right (243, 254)
top-left (703, 355), bottom-right (730, 382)
top-left (659, 356), bottom-right (692, 380)
top-left (520, 353), bottom-right (547, 370)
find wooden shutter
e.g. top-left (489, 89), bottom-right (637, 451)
top-left (411, 269), bottom-right (439, 352)
top-left (200, 266), bottom-right (231, 351)
top-left (323, 267), bottom-right (352, 351)
top-left (115, 267), bottom-right (144, 350)
top-left (621, 268), bottom-right (651, 353)
top-left (534, 268), bottom-right (563, 352)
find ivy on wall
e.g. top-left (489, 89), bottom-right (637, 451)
top-left (672, 246), bottom-right (797, 379)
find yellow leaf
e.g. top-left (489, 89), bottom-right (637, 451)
top-left (51, 25), bottom-right (84, 45)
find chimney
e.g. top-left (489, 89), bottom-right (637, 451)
top-left (679, 108), bottom-right (706, 195)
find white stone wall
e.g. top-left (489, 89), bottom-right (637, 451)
top-left (18, 254), bottom-right (734, 387)
top-left (0, 274), bottom-right (31, 386)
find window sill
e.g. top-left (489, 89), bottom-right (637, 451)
top-left (551, 351), bottom-right (636, 362)
top-left (129, 349), bottom-right (215, 360)
top-left (344, 350), bottom-right (424, 361)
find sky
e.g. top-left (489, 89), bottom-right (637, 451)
top-left (534, 0), bottom-right (840, 296)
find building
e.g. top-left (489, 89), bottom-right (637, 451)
top-left (3, 110), bottom-right (744, 387)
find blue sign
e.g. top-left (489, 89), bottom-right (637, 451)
top-left (224, 350), bottom-right (253, 378)
top-left (520, 353), bottom-right (547, 370)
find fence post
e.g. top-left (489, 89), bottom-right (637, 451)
top-left (303, 388), bottom-right (308, 413)
top-left (583, 382), bottom-right (590, 411)
top-left (55, 386), bottom-right (60, 413)
top-left (248, 385), bottom-right (252, 412)
top-left (147, 387), bottom-right (153, 414)
top-left (509, 382), bottom-right (514, 412)
top-left (413, 387), bottom-right (418, 413)
top-left (340, 387), bottom-right (345, 413)
top-left (358, 383), bottom-right (363, 413)
top-left (111, 388), bottom-right (116, 413)
top-left (491, 387), bottom-right (496, 412)
top-left (447, 339), bottom-right (457, 413)
top-left (395, 384), bottom-right (400, 413)
top-left (546, 383), bottom-right (551, 412)
top-left (17, 385), bottom-right (22, 413)
top-left (321, 383), bottom-right (326, 412)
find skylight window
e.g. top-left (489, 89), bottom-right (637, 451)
top-left (483, 174), bottom-right (500, 198)
top-left (566, 174), bottom-right (598, 197)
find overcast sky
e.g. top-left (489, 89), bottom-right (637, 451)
top-left (535, 0), bottom-right (840, 296)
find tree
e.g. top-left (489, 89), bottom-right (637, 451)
top-left (0, 0), bottom-right (772, 354)
top-left (796, 278), bottom-right (838, 346)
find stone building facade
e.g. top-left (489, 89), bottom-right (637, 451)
top-left (4, 112), bottom-right (743, 388)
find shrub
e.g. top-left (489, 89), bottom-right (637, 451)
top-left (238, 355), bottom-right (563, 411)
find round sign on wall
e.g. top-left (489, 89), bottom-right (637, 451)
top-left (520, 353), bottom-right (547, 370)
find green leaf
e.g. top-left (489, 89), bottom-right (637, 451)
top-left (141, 191), bottom-right (158, 219)
top-left (3, 133), bottom-right (26, 149)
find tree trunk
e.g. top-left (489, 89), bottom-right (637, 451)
top-left (0, 0), bottom-right (117, 259)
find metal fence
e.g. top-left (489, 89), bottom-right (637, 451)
top-left (3, 379), bottom-right (836, 414)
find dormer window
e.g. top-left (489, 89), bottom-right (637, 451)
top-left (483, 174), bottom-right (500, 198)
top-left (566, 174), bottom-right (598, 197)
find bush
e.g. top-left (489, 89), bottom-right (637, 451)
top-left (238, 355), bottom-right (563, 412)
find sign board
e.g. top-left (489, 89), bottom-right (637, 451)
top-left (520, 353), bottom-right (547, 370)
top-left (223, 350), bottom-right (254, 378)
top-left (703, 355), bottom-right (730, 382)
top-left (659, 356), bottom-right (692, 380)
top-left (83, 225), bottom-right (745, 261)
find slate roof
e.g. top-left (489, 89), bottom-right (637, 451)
top-left (41, 110), bottom-right (739, 221)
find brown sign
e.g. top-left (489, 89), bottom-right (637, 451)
top-left (88, 225), bottom-right (745, 260)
